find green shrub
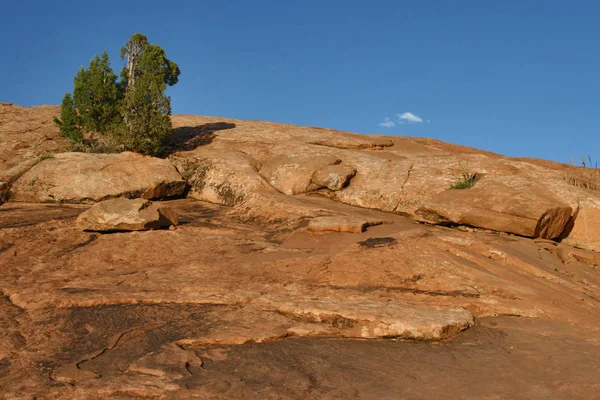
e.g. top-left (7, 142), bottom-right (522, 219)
top-left (54, 33), bottom-right (180, 156)
top-left (450, 163), bottom-right (478, 190)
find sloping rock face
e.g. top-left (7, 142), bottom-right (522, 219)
top-left (0, 104), bottom-right (68, 205)
top-left (76, 198), bottom-right (179, 231)
top-left (415, 180), bottom-right (572, 239)
top-left (4, 106), bottom-right (600, 398)
top-left (2, 199), bottom-right (600, 398)
top-left (168, 114), bottom-right (600, 249)
top-left (10, 152), bottom-right (187, 203)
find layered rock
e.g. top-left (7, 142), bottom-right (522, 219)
top-left (259, 154), bottom-right (342, 195)
top-left (170, 148), bottom-right (276, 206)
top-left (76, 198), bottom-right (179, 231)
top-left (310, 164), bottom-right (357, 191)
top-left (415, 180), bottom-right (572, 239)
top-left (563, 208), bottom-right (600, 252)
top-left (10, 152), bottom-right (186, 203)
top-left (308, 216), bottom-right (388, 233)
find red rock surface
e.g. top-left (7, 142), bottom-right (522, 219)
top-left (1, 104), bottom-right (600, 398)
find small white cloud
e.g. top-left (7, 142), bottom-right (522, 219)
top-left (397, 112), bottom-right (424, 123)
top-left (379, 117), bottom-right (396, 128)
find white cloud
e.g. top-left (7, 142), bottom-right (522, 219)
top-left (379, 117), bottom-right (396, 128)
top-left (397, 112), bottom-right (424, 123)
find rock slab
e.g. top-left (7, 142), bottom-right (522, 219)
top-left (308, 216), bottom-right (388, 233)
top-left (10, 152), bottom-right (187, 203)
top-left (415, 181), bottom-right (572, 239)
top-left (76, 198), bottom-right (179, 231)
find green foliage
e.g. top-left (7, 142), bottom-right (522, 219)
top-left (58, 34), bottom-right (180, 156)
top-left (53, 93), bottom-right (83, 142)
top-left (449, 163), bottom-right (478, 190)
top-left (119, 33), bottom-right (180, 155)
top-left (73, 51), bottom-right (120, 134)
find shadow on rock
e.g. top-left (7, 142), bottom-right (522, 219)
top-left (163, 122), bottom-right (236, 155)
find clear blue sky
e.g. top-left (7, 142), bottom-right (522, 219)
top-left (1, 1), bottom-right (598, 163)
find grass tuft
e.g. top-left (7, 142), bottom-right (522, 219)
top-left (565, 155), bottom-right (600, 191)
top-left (450, 163), bottom-right (478, 190)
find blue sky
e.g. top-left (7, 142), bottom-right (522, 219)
top-left (1, 1), bottom-right (598, 163)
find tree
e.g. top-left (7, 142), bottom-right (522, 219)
top-left (56, 33), bottom-right (180, 155)
top-left (73, 51), bottom-right (120, 134)
top-left (54, 93), bottom-right (83, 143)
top-left (118, 33), bottom-right (181, 155)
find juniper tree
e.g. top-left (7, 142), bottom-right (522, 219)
top-left (73, 51), bottom-right (120, 134)
top-left (57, 33), bottom-right (180, 155)
top-left (118, 33), bottom-right (180, 155)
top-left (54, 93), bottom-right (83, 143)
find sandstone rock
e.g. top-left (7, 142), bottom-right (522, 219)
top-left (310, 137), bottom-right (394, 150)
top-left (555, 244), bottom-right (600, 267)
top-left (415, 180), bottom-right (572, 239)
top-left (259, 154), bottom-right (341, 195)
top-left (308, 216), bottom-right (387, 233)
top-left (311, 164), bottom-right (357, 191)
top-left (0, 181), bottom-right (8, 204)
top-left (261, 294), bottom-right (474, 340)
top-left (10, 152), bottom-right (186, 203)
top-left (563, 208), bottom-right (600, 252)
top-left (76, 198), bottom-right (179, 231)
top-left (170, 148), bottom-right (275, 206)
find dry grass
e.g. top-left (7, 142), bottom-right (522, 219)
top-left (565, 155), bottom-right (600, 191)
top-left (449, 162), bottom-right (479, 190)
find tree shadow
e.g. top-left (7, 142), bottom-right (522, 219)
top-left (163, 122), bottom-right (236, 156)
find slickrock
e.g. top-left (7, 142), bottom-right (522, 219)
top-left (76, 198), bottom-right (179, 231)
top-left (10, 151), bottom-right (187, 203)
top-left (4, 106), bottom-right (600, 398)
top-left (308, 215), bottom-right (388, 233)
top-left (258, 293), bottom-right (474, 340)
top-left (415, 180), bottom-right (573, 239)
top-left (170, 147), bottom-right (274, 206)
top-left (563, 207), bottom-right (600, 252)
top-left (259, 154), bottom-right (342, 195)
top-left (310, 163), bottom-right (357, 191)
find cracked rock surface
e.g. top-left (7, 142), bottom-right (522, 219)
top-left (2, 105), bottom-right (600, 398)
top-left (2, 199), bottom-right (600, 398)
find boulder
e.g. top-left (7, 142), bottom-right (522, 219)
top-left (259, 154), bottom-right (341, 195)
top-left (415, 180), bottom-right (572, 239)
top-left (10, 152), bottom-right (186, 203)
top-left (563, 208), bottom-right (600, 252)
top-left (308, 216), bottom-right (388, 233)
top-left (311, 164), bottom-right (357, 191)
top-left (76, 198), bottom-right (179, 232)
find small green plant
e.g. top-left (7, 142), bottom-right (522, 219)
top-left (565, 155), bottom-right (600, 191)
top-left (450, 163), bottom-right (478, 190)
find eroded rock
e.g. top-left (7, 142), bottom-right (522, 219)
top-left (260, 294), bottom-right (474, 340)
top-left (311, 164), bottom-right (357, 191)
top-left (76, 198), bottom-right (179, 232)
top-left (259, 154), bottom-right (341, 195)
top-left (170, 148), bottom-right (274, 206)
top-left (10, 152), bottom-right (187, 203)
top-left (415, 180), bottom-right (572, 239)
top-left (308, 216), bottom-right (388, 233)
top-left (563, 208), bottom-right (600, 252)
